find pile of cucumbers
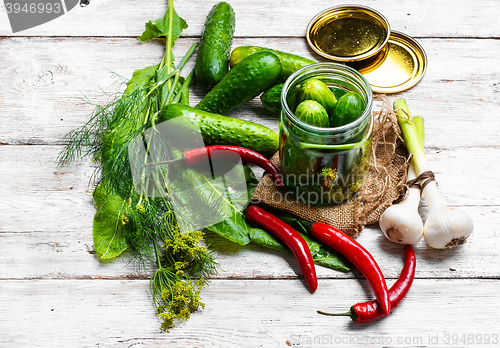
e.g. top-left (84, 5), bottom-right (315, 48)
top-left (164, 1), bottom-right (366, 158)
top-left (162, 2), bottom-right (315, 157)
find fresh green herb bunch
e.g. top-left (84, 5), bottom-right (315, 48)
top-left (57, 0), bottom-right (218, 332)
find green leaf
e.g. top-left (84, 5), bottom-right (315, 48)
top-left (203, 165), bottom-right (258, 245)
top-left (296, 230), bottom-right (321, 256)
top-left (205, 215), bottom-right (252, 246)
top-left (137, 6), bottom-right (188, 43)
top-left (246, 220), bottom-right (350, 272)
top-left (177, 165), bottom-right (252, 246)
top-left (92, 184), bottom-right (131, 259)
top-left (313, 248), bottom-right (351, 272)
top-left (124, 64), bottom-right (159, 95)
top-left (248, 227), bottom-right (283, 250)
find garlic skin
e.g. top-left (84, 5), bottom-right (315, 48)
top-left (422, 181), bottom-right (474, 249)
top-left (379, 165), bottom-right (424, 245)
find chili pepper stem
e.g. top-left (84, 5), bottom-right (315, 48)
top-left (317, 245), bottom-right (416, 323)
top-left (317, 309), bottom-right (355, 320)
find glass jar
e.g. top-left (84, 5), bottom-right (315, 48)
top-left (279, 62), bottom-right (373, 205)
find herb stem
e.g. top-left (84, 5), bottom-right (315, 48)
top-left (165, 70), bottom-right (181, 105)
top-left (176, 43), bottom-right (199, 71)
top-left (145, 70), bottom-right (179, 100)
top-left (153, 237), bottom-right (163, 269)
top-left (159, 0), bottom-right (175, 90)
top-left (172, 68), bottom-right (195, 104)
top-left (394, 99), bottom-right (430, 175)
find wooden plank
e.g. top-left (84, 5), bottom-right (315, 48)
top-left (1, 143), bottom-right (498, 221)
top-left (0, 144), bottom-right (497, 279)
top-left (0, 1), bottom-right (497, 346)
top-left (0, 278), bottom-right (499, 347)
top-left (0, 37), bottom-right (499, 148)
top-left (0, 0), bottom-right (499, 38)
top-left (0, 204), bottom-right (497, 280)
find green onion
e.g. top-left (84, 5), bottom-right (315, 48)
top-left (394, 99), bottom-right (430, 175)
top-left (393, 98), bottom-right (473, 249)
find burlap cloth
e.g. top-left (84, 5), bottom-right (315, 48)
top-left (251, 95), bottom-right (409, 237)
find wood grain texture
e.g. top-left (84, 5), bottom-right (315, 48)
top-left (0, 0), bottom-right (499, 38)
top-left (0, 205), bottom-right (497, 280)
top-left (1, 0), bottom-right (499, 345)
top-left (1, 144), bottom-right (497, 229)
top-left (1, 144), bottom-right (498, 280)
top-left (1, 37), bottom-right (499, 147)
top-left (0, 278), bottom-right (498, 347)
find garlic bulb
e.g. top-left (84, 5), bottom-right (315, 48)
top-left (422, 181), bottom-right (474, 249)
top-left (379, 164), bottom-right (424, 245)
top-left (394, 98), bottom-right (474, 249)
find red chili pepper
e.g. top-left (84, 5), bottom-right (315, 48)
top-left (246, 205), bottom-right (318, 293)
top-left (147, 145), bottom-right (283, 188)
top-left (317, 245), bottom-right (415, 322)
top-left (310, 222), bottom-right (391, 316)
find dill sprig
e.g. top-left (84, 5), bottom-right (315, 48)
top-left (151, 228), bottom-right (218, 332)
top-left (57, 0), bottom-right (218, 332)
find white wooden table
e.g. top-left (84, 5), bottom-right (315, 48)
top-left (1, 1), bottom-right (499, 347)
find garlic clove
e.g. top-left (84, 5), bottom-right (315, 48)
top-left (423, 207), bottom-right (474, 249)
top-left (380, 205), bottom-right (424, 245)
top-left (379, 191), bottom-right (424, 245)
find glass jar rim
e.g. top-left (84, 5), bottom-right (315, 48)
top-left (281, 62), bottom-right (373, 135)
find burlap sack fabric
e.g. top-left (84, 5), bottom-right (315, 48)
top-left (251, 95), bottom-right (409, 237)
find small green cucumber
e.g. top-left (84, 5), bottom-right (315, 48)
top-left (195, 2), bottom-right (235, 89)
top-left (296, 78), bottom-right (337, 116)
top-left (261, 83), bottom-right (300, 115)
top-left (331, 92), bottom-right (366, 128)
top-left (294, 100), bottom-right (330, 128)
top-left (260, 83), bottom-right (284, 114)
top-left (196, 51), bottom-right (282, 115)
top-left (330, 86), bottom-right (349, 100)
top-left (159, 103), bottom-right (279, 156)
top-left (230, 46), bottom-right (315, 81)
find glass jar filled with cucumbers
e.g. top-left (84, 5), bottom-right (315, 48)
top-left (279, 62), bottom-right (373, 205)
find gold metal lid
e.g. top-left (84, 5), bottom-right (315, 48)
top-left (306, 5), bottom-right (391, 62)
top-left (349, 31), bottom-right (428, 93)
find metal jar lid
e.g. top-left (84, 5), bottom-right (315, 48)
top-left (306, 5), bottom-right (391, 62)
top-left (349, 31), bottom-right (428, 93)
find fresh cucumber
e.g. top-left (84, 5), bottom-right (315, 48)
top-left (294, 100), bottom-right (330, 128)
top-left (261, 83), bottom-right (300, 115)
top-left (196, 51), bottom-right (282, 115)
top-left (260, 83), bottom-right (284, 114)
top-left (331, 92), bottom-right (366, 127)
top-left (296, 78), bottom-right (337, 116)
top-left (195, 2), bottom-right (235, 89)
top-left (159, 103), bottom-right (279, 156)
top-left (330, 86), bottom-right (349, 100)
top-left (230, 46), bottom-right (315, 81)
